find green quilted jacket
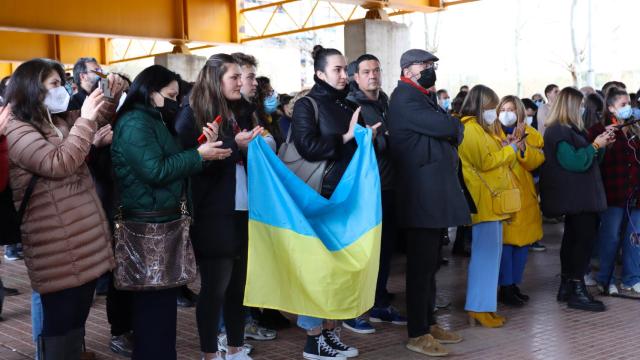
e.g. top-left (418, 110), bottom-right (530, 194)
top-left (111, 103), bottom-right (202, 222)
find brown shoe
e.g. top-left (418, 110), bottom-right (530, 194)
top-left (407, 334), bottom-right (449, 357)
top-left (430, 325), bottom-right (462, 344)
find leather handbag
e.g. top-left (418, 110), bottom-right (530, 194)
top-left (277, 96), bottom-right (327, 193)
top-left (472, 167), bottom-right (521, 215)
top-left (113, 202), bottom-right (196, 291)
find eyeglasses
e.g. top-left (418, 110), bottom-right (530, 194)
top-left (414, 62), bottom-right (438, 70)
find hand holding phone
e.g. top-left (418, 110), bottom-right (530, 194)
top-left (91, 70), bottom-right (113, 99)
top-left (198, 115), bottom-right (222, 144)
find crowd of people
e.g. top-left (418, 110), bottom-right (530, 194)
top-left (0, 43), bottom-right (638, 360)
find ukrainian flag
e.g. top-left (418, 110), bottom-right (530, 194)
top-left (245, 126), bottom-right (382, 320)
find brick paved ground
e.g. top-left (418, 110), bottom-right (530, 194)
top-left (1, 223), bottom-right (640, 359)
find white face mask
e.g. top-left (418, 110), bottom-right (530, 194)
top-left (482, 109), bottom-right (498, 125)
top-left (43, 86), bottom-right (70, 114)
top-left (525, 116), bottom-right (533, 126)
top-left (498, 111), bottom-right (517, 127)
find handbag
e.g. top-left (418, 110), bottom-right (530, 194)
top-left (277, 96), bottom-right (327, 193)
top-left (113, 201), bottom-right (196, 291)
top-left (472, 167), bottom-right (521, 215)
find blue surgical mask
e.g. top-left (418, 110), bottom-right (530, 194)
top-left (616, 104), bottom-right (633, 120)
top-left (632, 107), bottom-right (640, 119)
top-left (535, 100), bottom-right (544, 108)
top-left (264, 92), bottom-right (279, 114)
top-left (441, 98), bottom-right (451, 111)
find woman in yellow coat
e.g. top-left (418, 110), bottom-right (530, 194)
top-left (495, 96), bottom-right (545, 307)
top-left (458, 86), bottom-right (523, 328)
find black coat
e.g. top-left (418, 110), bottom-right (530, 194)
top-left (347, 84), bottom-right (395, 191)
top-left (539, 124), bottom-right (607, 217)
top-left (291, 77), bottom-right (359, 198)
top-left (174, 104), bottom-right (244, 259)
top-left (388, 80), bottom-right (471, 229)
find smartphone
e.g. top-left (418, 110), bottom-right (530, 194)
top-left (197, 115), bottom-right (223, 144)
top-left (518, 133), bottom-right (529, 142)
top-left (91, 70), bottom-right (113, 99)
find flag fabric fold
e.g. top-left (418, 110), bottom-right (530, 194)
top-left (245, 126), bottom-right (382, 319)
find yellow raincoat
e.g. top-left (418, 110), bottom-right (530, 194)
top-left (458, 116), bottom-right (518, 224)
top-left (498, 125), bottom-right (545, 246)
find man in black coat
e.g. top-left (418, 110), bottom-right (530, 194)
top-left (343, 54), bottom-right (406, 334)
top-left (388, 49), bottom-right (471, 357)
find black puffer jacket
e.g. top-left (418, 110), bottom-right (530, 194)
top-left (291, 77), bottom-right (359, 198)
top-left (347, 83), bottom-right (394, 191)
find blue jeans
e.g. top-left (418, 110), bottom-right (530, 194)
top-left (465, 221), bottom-right (503, 312)
top-left (297, 316), bottom-right (323, 331)
top-left (499, 245), bottom-right (529, 286)
top-left (32, 291), bottom-right (42, 360)
top-left (596, 207), bottom-right (640, 287)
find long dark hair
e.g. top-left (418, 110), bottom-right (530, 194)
top-left (255, 76), bottom-right (271, 123)
top-left (583, 93), bottom-right (604, 129)
top-left (117, 65), bottom-right (179, 119)
top-left (190, 54), bottom-right (237, 131)
top-left (602, 88), bottom-right (629, 125)
top-left (4, 58), bottom-right (66, 130)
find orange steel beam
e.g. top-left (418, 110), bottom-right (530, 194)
top-left (0, 0), bottom-right (235, 43)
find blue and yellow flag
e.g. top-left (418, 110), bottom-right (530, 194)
top-left (245, 126), bottom-right (381, 320)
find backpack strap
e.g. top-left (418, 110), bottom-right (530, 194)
top-left (18, 175), bottom-right (39, 225)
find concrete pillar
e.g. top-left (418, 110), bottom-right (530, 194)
top-left (344, 19), bottom-right (410, 95)
top-left (154, 53), bottom-right (207, 82)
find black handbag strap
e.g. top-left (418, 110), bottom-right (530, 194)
top-left (121, 207), bottom-right (183, 219)
top-left (18, 175), bottom-right (39, 225)
top-left (285, 96), bottom-right (319, 143)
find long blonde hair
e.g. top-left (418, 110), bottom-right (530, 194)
top-left (497, 95), bottom-right (527, 138)
top-left (459, 84), bottom-right (500, 135)
top-left (546, 87), bottom-right (584, 130)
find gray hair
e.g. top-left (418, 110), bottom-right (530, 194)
top-left (72, 57), bottom-right (99, 85)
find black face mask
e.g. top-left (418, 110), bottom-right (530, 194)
top-left (158, 97), bottom-right (180, 122)
top-left (417, 67), bottom-right (436, 89)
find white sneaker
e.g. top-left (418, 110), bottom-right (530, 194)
top-left (584, 273), bottom-right (597, 287)
top-left (597, 283), bottom-right (619, 295)
top-left (201, 352), bottom-right (225, 360)
top-left (621, 282), bottom-right (640, 294)
top-left (217, 333), bottom-right (254, 355)
top-left (225, 351), bottom-right (253, 360)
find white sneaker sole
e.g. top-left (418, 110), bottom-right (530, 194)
top-left (244, 334), bottom-right (276, 341)
top-left (337, 349), bottom-right (359, 358)
top-left (303, 352), bottom-right (347, 360)
top-left (342, 321), bottom-right (375, 334)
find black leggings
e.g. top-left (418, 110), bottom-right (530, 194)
top-left (41, 279), bottom-right (97, 336)
top-left (561, 213), bottom-right (599, 280)
top-left (196, 213), bottom-right (248, 353)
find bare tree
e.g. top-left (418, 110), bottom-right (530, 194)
top-left (569, 0), bottom-right (586, 87)
top-left (423, 12), bottom-right (441, 54)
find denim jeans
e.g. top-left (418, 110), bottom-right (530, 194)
top-left (297, 315), bottom-right (323, 331)
top-left (596, 207), bottom-right (640, 287)
top-left (32, 291), bottom-right (43, 360)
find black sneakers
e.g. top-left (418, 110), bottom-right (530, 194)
top-left (322, 329), bottom-right (358, 358)
top-left (303, 334), bottom-right (346, 360)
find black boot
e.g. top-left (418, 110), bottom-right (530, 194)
top-left (39, 335), bottom-right (67, 360)
top-left (557, 275), bottom-right (570, 302)
top-left (498, 286), bottom-right (524, 307)
top-left (567, 279), bottom-right (605, 312)
top-left (66, 328), bottom-right (84, 360)
top-left (512, 285), bottom-right (529, 302)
